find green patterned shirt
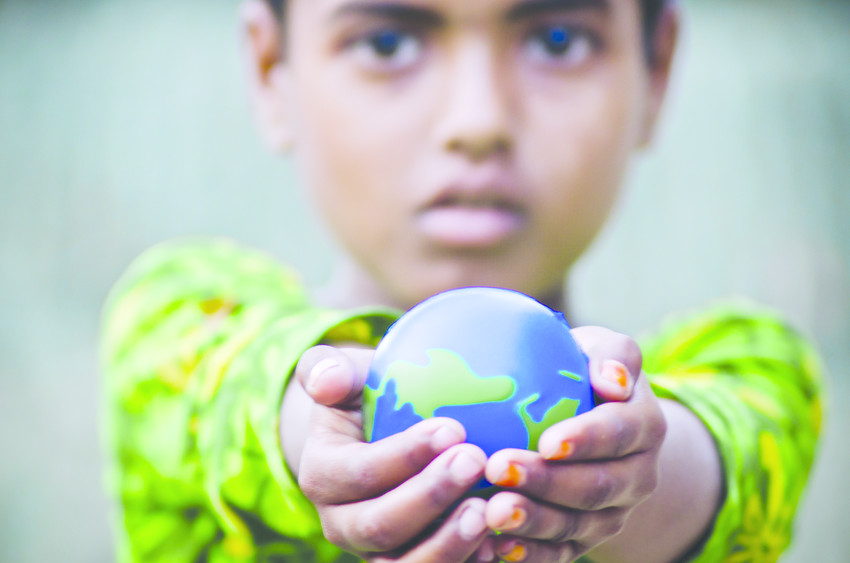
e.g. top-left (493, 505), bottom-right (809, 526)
top-left (101, 239), bottom-right (824, 562)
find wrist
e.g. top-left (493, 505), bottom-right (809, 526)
top-left (586, 398), bottom-right (722, 563)
top-left (655, 399), bottom-right (724, 560)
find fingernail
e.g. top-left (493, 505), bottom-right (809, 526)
top-left (543, 439), bottom-right (574, 461)
top-left (431, 424), bottom-right (464, 451)
top-left (601, 360), bottom-right (629, 388)
top-left (495, 507), bottom-right (527, 531)
top-left (508, 507), bottom-right (527, 529)
top-left (459, 505), bottom-right (487, 540)
top-left (498, 541), bottom-right (527, 562)
top-left (495, 463), bottom-right (526, 488)
top-left (307, 358), bottom-right (340, 392)
top-left (450, 451), bottom-right (483, 485)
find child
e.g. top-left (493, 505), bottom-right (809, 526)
top-left (101, 0), bottom-right (824, 561)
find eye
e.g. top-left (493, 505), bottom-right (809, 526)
top-left (351, 28), bottom-right (424, 71)
top-left (525, 25), bottom-right (597, 67)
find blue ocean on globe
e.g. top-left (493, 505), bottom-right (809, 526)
top-left (363, 288), bottom-right (594, 487)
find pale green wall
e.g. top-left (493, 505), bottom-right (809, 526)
top-left (1, 0), bottom-right (847, 560)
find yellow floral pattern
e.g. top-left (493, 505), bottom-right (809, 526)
top-left (726, 433), bottom-right (793, 562)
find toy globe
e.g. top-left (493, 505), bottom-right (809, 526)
top-left (363, 287), bottom-right (594, 476)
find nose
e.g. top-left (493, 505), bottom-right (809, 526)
top-left (435, 39), bottom-right (514, 162)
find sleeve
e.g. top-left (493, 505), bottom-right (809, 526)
top-left (100, 239), bottom-right (399, 563)
top-left (639, 301), bottom-right (826, 563)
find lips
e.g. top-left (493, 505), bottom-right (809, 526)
top-left (416, 178), bottom-right (527, 248)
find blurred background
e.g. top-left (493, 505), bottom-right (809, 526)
top-left (0, 0), bottom-right (847, 560)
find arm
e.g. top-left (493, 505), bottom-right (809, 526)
top-left (584, 398), bottom-right (722, 562)
top-left (641, 303), bottom-right (825, 562)
top-left (282, 329), bottom-right (686, 563)
top-left (276, 302), bottom-right (822, 563)
top-left (478, 304), bottom-right (824, 563)
top-left (479, 328), bottom-right (682, 563)
top-left (280, 327), bottom-right (718, 563)
top-left (101, 239), bottom-right (397, 561)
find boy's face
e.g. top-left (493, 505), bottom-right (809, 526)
top-left (247, 0), bottom-right (674, 309)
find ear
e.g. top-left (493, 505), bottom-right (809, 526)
top-left (240, 0), bottom-right (295, 153)
top-left (638, 3), bottom-right (680, 148)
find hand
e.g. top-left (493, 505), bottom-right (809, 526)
top-left (283, 345), bottom-right (495, 562)
top-left (481, 327), bottom-right (667, 562)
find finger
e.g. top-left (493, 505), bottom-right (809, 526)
top-left (571, 326), bottom-right (643, 378)
top-left (295, 345), bottom-right (373, 406)
top-left (486, 491), bottom-right (627, 543)
top-left (370, 499), bottom-right (490, 563)
top-left (300, 416), bottom-right (468, 504)
top-left (485, 449), bottom-right (659, 510)
top-left (322, 445), bottom-right (487, 554)
top-left (471, 535), bottom-right (497, 563)
top-left (571, 327), bottom-right (642, 403)
top-left (536, 374), bottom-right (666, 462)
top-left (493, 536), bottom-right (583, 563)
top-left (590, 359), bottom-right (635, 402)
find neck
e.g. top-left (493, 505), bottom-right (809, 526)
top-left (538, 284), bottom-right (570, 319)
top-left (311, 258), bottom-right (406, 311)
top-left (312, 258), bottom-right (572, 320)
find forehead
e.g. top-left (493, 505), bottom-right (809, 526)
top-left (293, 0), bottom-right (634, 23)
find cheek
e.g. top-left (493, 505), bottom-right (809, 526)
top-left (295, 84), bottom-right (380, 199)
top-left (523, 64), bottom-right (647, 233)
top-left (291, 77), bottom-right (400, 236)
top-left (288, 61), bottom-right (442, 263)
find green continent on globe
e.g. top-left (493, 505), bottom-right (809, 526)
top-left (380, 348), bottom-right (516, 419)
top-left (559, 369), bottom-right (583, 382)
top-left (518, 394), bottom-right (580, 451)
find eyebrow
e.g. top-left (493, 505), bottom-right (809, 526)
top-left (506, 0), bottom-right (611, 22)
top-left (327, 0), bottom-right (610, 28)
top-left (329, 2), bottom-right (445, 27)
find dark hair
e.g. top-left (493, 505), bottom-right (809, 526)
top-left (265, 0), bottom-right (667, 62)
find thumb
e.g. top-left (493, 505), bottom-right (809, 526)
top-left (571, 326), bottom-right (642, 404)
top-left (294, 345), bottom-right (373, 407)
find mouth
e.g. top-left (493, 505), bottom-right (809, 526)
top-left (416, 187), bottom-right (527, 249)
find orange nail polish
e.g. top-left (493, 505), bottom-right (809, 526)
top-left (617, 370), bottom-right (628, 388)
top-left (509, 507), bottom-right (527, 528)
top-left (547, 440), bottom-right (574, 460)
top-left (496, 463), bottom-right (525, 487)
top-left (503, 544), bottom-right (527, 562)
top-left (603, 360), bottom-right (629, 388)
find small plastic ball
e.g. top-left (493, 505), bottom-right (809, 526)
top-left (363, 287), bottom-right (594, 486)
